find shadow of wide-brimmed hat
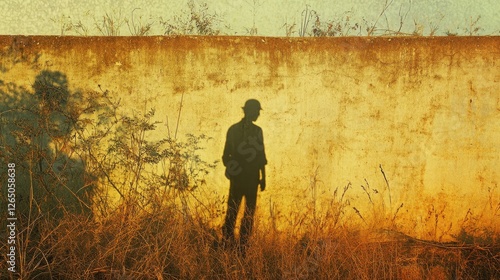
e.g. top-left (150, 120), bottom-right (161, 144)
top-left (242, 99), bottom-right (263, 110)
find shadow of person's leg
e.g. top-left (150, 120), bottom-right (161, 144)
top-left (222, 181), bottom-right (242, 248)
top-left (239, 185), bottom-right (258, 252)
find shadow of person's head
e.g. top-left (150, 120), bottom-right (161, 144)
top-left (242, 99), bottom-right (262, 122)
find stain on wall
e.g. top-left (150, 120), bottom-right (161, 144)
top-left (1, 35), bottom-right (498, 240)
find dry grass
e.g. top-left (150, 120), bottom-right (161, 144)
top-left (1, 199), bottom-right (499, 280)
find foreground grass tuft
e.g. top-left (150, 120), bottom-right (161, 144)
top-left (2, 205), bottom-right (499, 279)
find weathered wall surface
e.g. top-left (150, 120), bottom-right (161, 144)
top-left (1, 36), bottom-right (499, 240)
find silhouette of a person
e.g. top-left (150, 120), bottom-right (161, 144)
top-left (222, 99), bottom-right (267, 251)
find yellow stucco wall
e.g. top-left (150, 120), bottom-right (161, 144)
top-left (1, 36), bottom-right (499, 240)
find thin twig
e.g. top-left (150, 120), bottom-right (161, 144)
top-left (380, 164), bottom-right (392, 209)
top-left (368, 0), bottom-right (395, 36)
top-left (174, 92), bottom-right (184, 140)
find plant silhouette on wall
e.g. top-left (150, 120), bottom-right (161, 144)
top-left (1, 70), bottom-right (217, 219)
top-left (1, 70), bottom-right (92, 218)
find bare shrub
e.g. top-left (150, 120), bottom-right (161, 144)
top-left (160, 0), bottom-right (225, 35)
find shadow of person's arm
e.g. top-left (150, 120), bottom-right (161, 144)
top-left (260, 166), bottom-right (266, 191)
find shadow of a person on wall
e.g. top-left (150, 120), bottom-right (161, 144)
top-left (1, 70), bottom-right (93, 221)
top-left (220, 99), bottom-right (267, 256)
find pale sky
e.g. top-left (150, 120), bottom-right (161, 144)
top-left (0, 0), bottom-right (499, 36)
